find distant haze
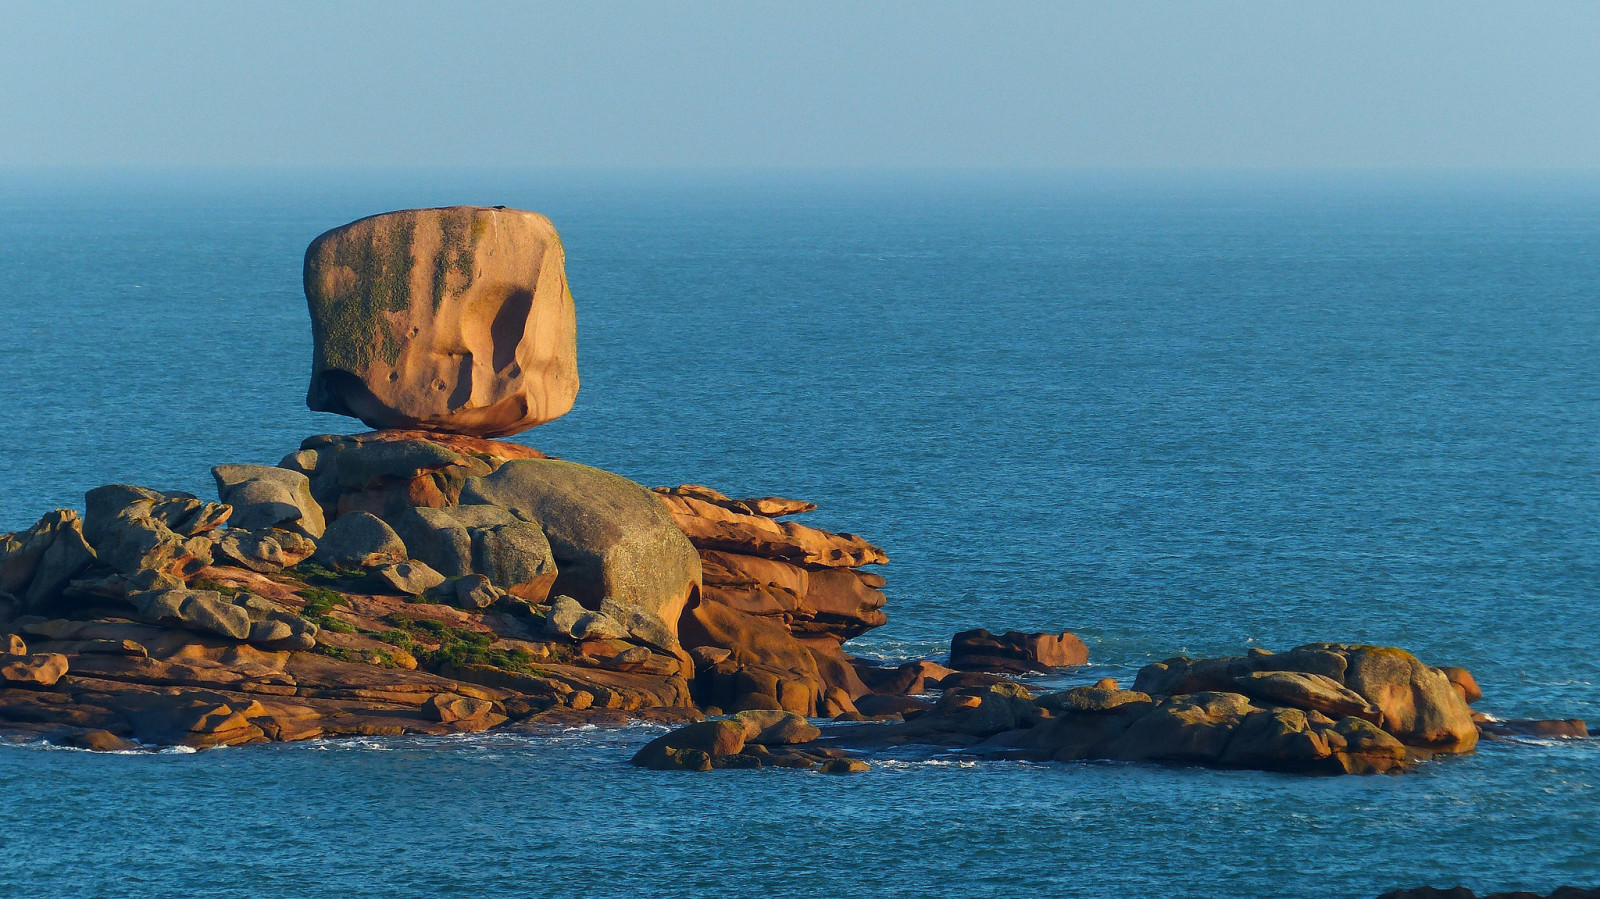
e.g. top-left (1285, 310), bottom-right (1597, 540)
top-left (2, 0), bottom-right (1597, 171)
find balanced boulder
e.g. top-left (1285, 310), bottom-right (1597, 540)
top-left (303, 206), bottom-right (579, 438)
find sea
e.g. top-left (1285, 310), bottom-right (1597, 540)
top-left (0, 170), bottom-right (1595, 898)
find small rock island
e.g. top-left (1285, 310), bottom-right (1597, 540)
top-left (0, 206), bottom-right (1584, 774)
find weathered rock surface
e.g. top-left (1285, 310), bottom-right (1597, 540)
top-left (0, 651), bottom-right (69, 686)
top-left (1136, 644), bottom-right (1478, 754)
top-left (364, 560), bottom-right (446, 595)
top-left (312, 511), bottom-right (407, 570)
top-left (212, 466), bottom-right (324, 538)
top-left (652, 483), bottom-right (892, 719)
top-left (304, 206), bottom-right (578, 438)
top-left (654, 486), bottom-right (887, 569)
top-left (0, 510), bottom-right (97, 612)
top-left (84, 486), bottom-right (226, 583)
top-left (390, 504), bottom-right (555, 601)
top-left (214, 528), bottom-right (315, 573)
top-left (462, 460), bottom-right (701, 634)
top-left (290, 430), bottom-right (547, 522)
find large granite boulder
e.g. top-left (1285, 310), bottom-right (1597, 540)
top-left (303, 206), bottom-right (579, 438)
top-left (212, 466), bottom-right (324, 538)
top-left (388, 504), bottom-right (557, 602)
top-left (459, 459), bottom-right (701, 632)
top-left (312, 511), bottom-right (407, 570)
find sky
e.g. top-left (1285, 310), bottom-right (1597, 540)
top-left (2, 1), bottom-right (1597, 171)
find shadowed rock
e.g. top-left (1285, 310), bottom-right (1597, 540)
top-left (312, 511), bottom-right (407, 570)
top-left (212, 466), bottom-right (324, 539)
top-left (304, 206), bottom-right (579, 437)
top-left (949, 628), bottom-right (1089, 673)
top-left (388, 504), bottom-right (556, 602)
top-left (460, 459), bottom-right (701, 635)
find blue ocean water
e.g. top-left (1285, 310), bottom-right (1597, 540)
top-left (0, 171), bottom-right (1595, 897)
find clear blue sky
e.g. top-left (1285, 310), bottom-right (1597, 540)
top-left (3, 0), bottom-right (1597, 170)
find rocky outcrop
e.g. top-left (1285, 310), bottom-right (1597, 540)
top-left (655, 485), bottom-right (887, 570)
top-left (652, 641), bottom-right (1497, 777)
top-left (629, 709), bottom-right (865, 772)
top-left (304, 206), bottom-right (579, 438)
top-left (651, 484), bottom-right (888, 718)
top-left (0, 428), bottom-right (732, 750)
top-left (0, 430), bottom-right (1566, 779)
top-left (83, 485), bottom-right (229, 585)
top-left (463, 460), bottom-right (701, 639)
top-left (949, 628), bottom-right (1089, 673)
top-left (1133, 644), bottom-right (1479, 753)
top-left (0, 510), bottom-right (97, 613)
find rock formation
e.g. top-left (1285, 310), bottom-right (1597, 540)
top-left (641, 641), bottom-right (1489, 775)
top-left (304, 207), bottom-right (578, 437)
top-left (949, 628), bottom-right (1089, 673)
top-left (0, 206), bottom-right (1588, 779)
top-left (653, 484), bottom-right (888, 718)
top-left (0, 431), bottom-right (1587, 774)
top-left (0, 430), bottom-right (879, 749)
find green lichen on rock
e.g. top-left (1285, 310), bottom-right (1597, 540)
top-left (305, 215), bottom-right (417, 372)
top-left (378, 614), bottom-right (539, 673)
top-left (430, 212), bottom-right (478, 311)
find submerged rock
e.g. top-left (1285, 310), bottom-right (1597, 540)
top-left (303, 206), bottom-right (579, 438)
top-left (949, 628), bottom-right (1089, 673)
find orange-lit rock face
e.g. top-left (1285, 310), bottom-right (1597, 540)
top-left (304, 206), bottom-right (579, 438)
